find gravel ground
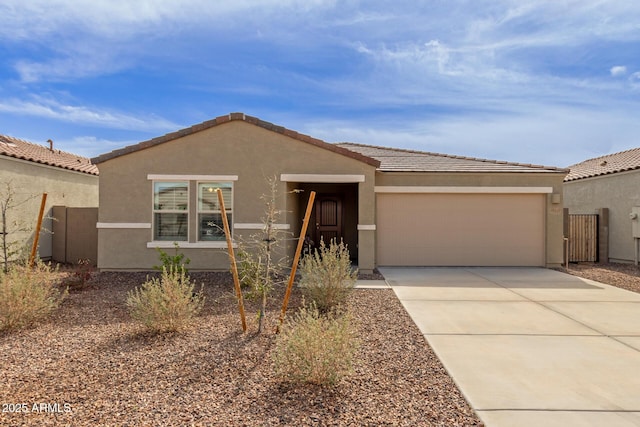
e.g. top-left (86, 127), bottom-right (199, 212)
top-left (559, 262), bottom-right (640, 294)
top-left (4, 262), bottom-right (636, 426)
top-left (0, 270), bottom-right (482, 427)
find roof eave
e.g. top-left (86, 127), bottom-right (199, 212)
top-left (1, 152), bottom-right (99, 176)
top-left (92, 113), bottom-right (381, 168)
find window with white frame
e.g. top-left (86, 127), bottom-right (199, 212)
top-left (153, 182), bottom-right (188, 241)
top-left (198, 182), bottom-right (232, 241)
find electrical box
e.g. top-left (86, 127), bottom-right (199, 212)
top-left (632, 207), bottom-right (640, 238)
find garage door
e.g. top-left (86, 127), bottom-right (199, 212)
top-left (376, 193), bottom-right (545, 266)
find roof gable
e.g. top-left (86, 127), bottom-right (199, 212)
top-left (565, 147), bottom-right (640, 182)
top-left (0, 135), bottom-right (98, 176)
top-left (92, 113), bottom-right (380, 167)
top-left (338, 142), bottom-right (567, 173)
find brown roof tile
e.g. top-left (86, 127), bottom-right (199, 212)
top-left (0, 135), bottom-right (98, 175)
top-left (565, 147), bottom-right (640, 182)
top-left (337, 142), bottom-right (567, 173)
top-left (91, 113), bottom-right (381, 167)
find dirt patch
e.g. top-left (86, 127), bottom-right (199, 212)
top-left (1, 271), bottom-right (482, 426)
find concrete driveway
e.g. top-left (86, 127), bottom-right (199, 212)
top-left (379, 267), bottom-right (640, 427)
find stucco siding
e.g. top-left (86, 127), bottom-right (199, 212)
top-left (97, 121), bottom-right (377, 270)
top-left (564, 169), bottom-right (640, 263)
top-left (0, 157), bottom-right (98, 261)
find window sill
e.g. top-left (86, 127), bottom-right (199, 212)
top-left (147, 241), bottom-right (236, 249)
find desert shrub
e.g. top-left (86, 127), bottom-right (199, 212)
top-left (273, 303), bottom-right (357, 386)
top-left (126, 266), bottom-right (204, 333)
top-left (0, 261), bottom-right (66, 331)
top-left (298, 239), bottom-right (357, 313)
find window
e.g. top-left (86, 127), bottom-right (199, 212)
top-left (198, 182), bottom-right (232, 241)
top-left (153, 182), bottom-right (188, 241)
top-left (149, 175), bottom-right (236, 246)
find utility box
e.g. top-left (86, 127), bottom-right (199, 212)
top-left (632, 207), bottom-right (640, 238)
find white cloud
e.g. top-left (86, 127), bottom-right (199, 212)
top-left (58, 136), bottom-right (136, 158)
top-left (14, 54), bottom-right (131, 83)
top-left (305, 104), bottom-right (640, 168)
top-left (2, 0), bottom-right (640, 167)
top-left (0, 0), bottom-right (336, 41)
top-left (610, 66), bottom-right (627, 77)
top-left (0, 96), bottom-right (178, 131)
top-left (1, 0), bottom-right (338, 82)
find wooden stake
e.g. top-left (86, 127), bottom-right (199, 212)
top-left (29, 193), bottom-right (47, 267)
top-left (217, 188), bottom-right (247, 332)
top-left (276, 191), bottom-right (316, 333)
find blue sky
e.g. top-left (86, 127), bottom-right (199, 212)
top-left (1, 0), bottom-right (639, 167)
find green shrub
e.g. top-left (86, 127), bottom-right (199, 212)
top-left (0, 261), bottom-right (66, 331)
top-left (153, 242), bottom-right (190, 273)
top-left (273, 303), bottom-right (357, 386)
top-left (298, 239), bottom-right (357, 313)
top-left (126, 266), bottom-right (204, 333)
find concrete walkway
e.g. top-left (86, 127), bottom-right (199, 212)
top-left (378, 267), bottom-right (640, 427)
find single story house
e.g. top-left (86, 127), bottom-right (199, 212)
top-left (0, 135), bottom-right (99, 263)
top-left (92, 113), bottom-right (567, 272)
top-left (564, 148), bottom-right (640, 263)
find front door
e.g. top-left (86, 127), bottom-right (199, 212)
top-left (314, 195), bottom-right (343, 246)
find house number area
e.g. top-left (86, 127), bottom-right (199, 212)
top-left (2, 402), bottom-right (72, 413)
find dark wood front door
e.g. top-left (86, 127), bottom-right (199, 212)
top-left (314, 196), bottom-right (343, 246)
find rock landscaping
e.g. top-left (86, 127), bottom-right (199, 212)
top-left (0, 271), bottom-right (481, 426)
top-left (2, 262), bottom-right (638, 426)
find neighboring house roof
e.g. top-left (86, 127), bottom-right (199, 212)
top-left (338, 142), bottom-right (567, 173)
top-left (564, 147), bottom-right (640, 182)
top-left (91, 112), bottom-right (381, 167)
top-left (0, 134), bottom-right (98, 176)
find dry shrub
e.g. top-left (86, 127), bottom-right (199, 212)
top-left (0, 261), bottom-right (66, 331)
top-left (126, 266), bottom-right (204, 333)
top-left (298, 239), bottom-right (357, 313)
top-left (273, 303), bottom-right (357, 386)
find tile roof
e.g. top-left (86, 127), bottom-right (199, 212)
top-left (565, 147), bottom-right (640, 182)
top-left (337, 142), bottom-right (567, 173)
top-left (91, 113), bottom-right (381, 167)
top-left (0, 135), bottom-right (98, 175)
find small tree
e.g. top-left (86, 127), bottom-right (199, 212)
top-left (236, 177), bottom-right (289, 333)
top-left (0, 181), bottom-right (39, 272)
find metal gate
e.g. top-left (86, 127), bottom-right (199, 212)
top-left (568, 214), bottom-right (598, 262)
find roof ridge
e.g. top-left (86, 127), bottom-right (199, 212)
top-left (1, 134), bottom-right (93, 161)
top-left (568, 146), bottom-right (640, 167)
top-left (338, 142), bottom-right (565, 171)
top-left (565, 146), bottom-right (640, 182)
top-left (0, 134), bottom-right (98, 175)
top-left (92, 113), bottom-right (381, 167)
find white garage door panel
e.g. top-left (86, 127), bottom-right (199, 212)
top-left (377, 194), bottom-right (545, 266)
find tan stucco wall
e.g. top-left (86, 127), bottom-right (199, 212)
top-left (97, 121), bottom-right (376, 270)
top-left (0, 157), bottom-right (98, 261)
top-left (375, 171), bottom-right (567, 267)
top-left (564, 170), bottom-right (640, 263)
